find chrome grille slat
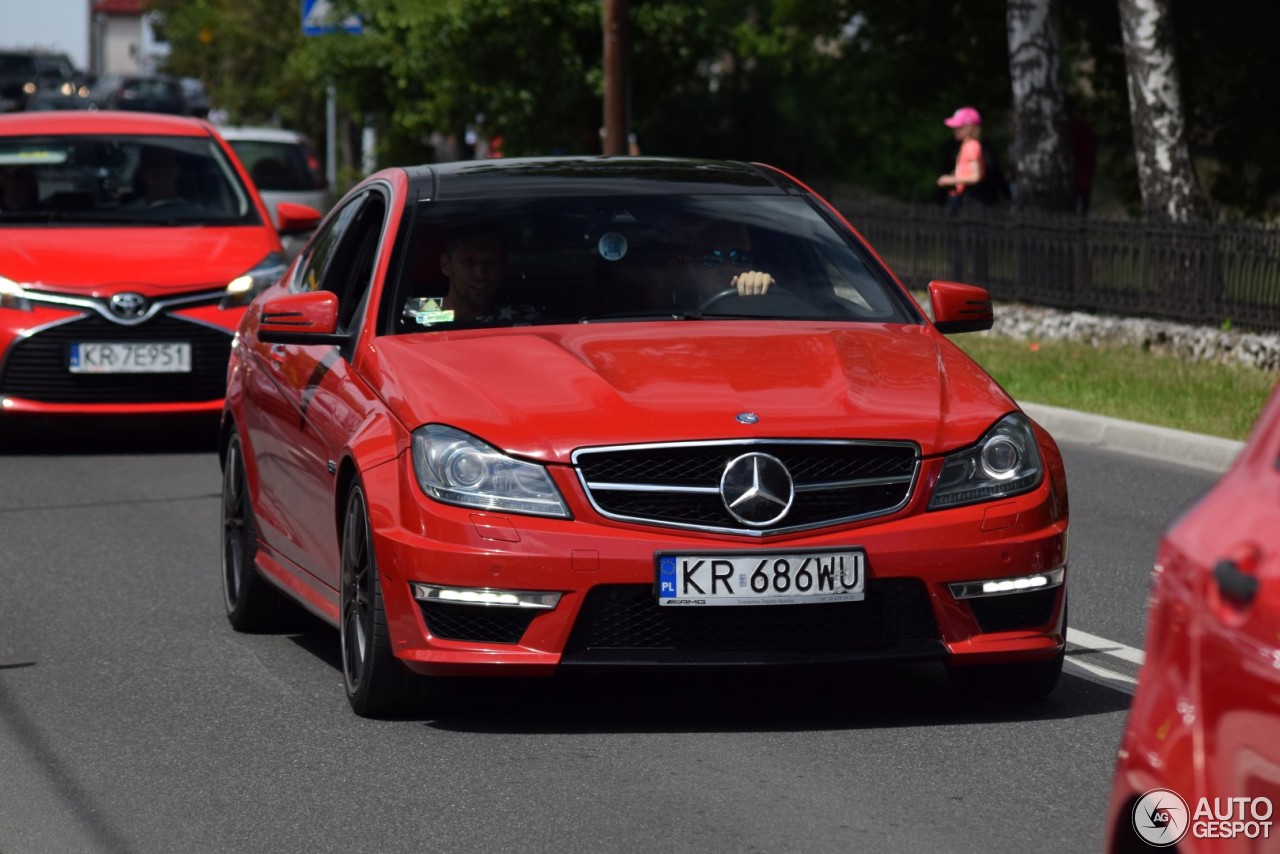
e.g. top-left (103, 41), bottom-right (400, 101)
top-left (574, 439), bottom-right (919, 536)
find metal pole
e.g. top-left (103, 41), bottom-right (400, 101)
top-left (326, 83), bottom-right (337, 190)
top-left (602, 0), bottom-right (627, 156)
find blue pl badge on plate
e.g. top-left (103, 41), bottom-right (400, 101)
top-left (658, 555), bottom-right (677, 599)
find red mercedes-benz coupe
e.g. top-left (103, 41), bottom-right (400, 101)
top-left (1107, 382), bottom-right (1280, 853)
top-left (0, 111), bottom-right (319, 416)
top-left (219, 156), bottom-right (1070, 717)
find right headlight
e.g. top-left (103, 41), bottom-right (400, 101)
top-left (220, 251), bottom-right (289, 308)
top-left (928, 413), bottom-right (1044, 510)
top-left (411, 424), bottom-right (570, 518)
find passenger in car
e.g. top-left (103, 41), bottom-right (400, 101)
top-left (0, 165), bottom-right (39, 212)
top-left (406, 223), bottom-right (541, 326)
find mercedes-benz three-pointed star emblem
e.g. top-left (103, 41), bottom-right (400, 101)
top-left (720, 452), bottom-right (795, 527)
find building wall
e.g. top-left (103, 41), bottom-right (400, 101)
top-left (101, 15), bottom-right (143, 75)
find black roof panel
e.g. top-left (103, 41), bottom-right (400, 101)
top-left (404, 156), bottom-right (797, 201)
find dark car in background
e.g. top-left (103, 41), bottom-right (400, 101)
top-left (88, 74), bottom-right (187, 115)
top-left (178, 77), bottom-right (210, 118)
top-left (0, 50), bottom-right (83, 113)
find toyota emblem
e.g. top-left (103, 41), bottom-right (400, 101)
top-left (720, 452), bottom-right (795, 527)
top-left (109, 292), bottom-right (148, 319)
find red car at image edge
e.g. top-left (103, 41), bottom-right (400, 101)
top-left (1107, 381), bottom-right (1280, 853)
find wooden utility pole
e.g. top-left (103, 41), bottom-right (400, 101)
top-left (602, 0), bottom-right (628, 155)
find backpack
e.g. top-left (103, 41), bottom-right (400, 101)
top-left (970, 141), bottom-right (1011, 206)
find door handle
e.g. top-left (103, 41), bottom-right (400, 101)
top-left (1214, 558), bottom-right (1258, 605)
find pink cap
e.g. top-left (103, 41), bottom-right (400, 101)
top-left (944, 106), bottom-right (982, 128)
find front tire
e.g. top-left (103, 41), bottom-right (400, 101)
top-left (221, 430), bottom-right (288, 631)
top-left (340, 482), bottom-right (431, 718)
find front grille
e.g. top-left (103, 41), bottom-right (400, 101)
top-left (967, 588), bottom-right (1060, 633)
top-left (418, 602), bottom-right (539, 644)
top-left (562, 579), bottom-right (942, 664)
top-left (1, 314), bottom-right (231, 403)
top-left (575, 440), bottom-right (918, 534)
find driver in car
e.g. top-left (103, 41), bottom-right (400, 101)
top-left (681, 220), bottom-right (774, 304)
top-left (127, 146), bottom-right (184, 206)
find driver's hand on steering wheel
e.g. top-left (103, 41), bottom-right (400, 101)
top-left (731, 271), bottom-right (773, 296)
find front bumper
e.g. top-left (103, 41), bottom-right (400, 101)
top-left (365, 452), bottom-right (1068, 678)
top-left (0, 303), bottom-right (241, 415)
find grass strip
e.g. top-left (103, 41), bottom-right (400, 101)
top-left (952, 334), bottom-right (1277, 441)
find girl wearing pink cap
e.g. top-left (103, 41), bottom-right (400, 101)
top-left (937, 106), bottom-right (985, 210)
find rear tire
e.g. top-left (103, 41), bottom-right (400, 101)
top-left (340, 482), bottom-right (432, 718)
top-left (221, 431), bottom-right (289, 631)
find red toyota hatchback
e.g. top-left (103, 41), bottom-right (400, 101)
top-left (219, 157), bottom-right (1070, 717)
top-left (0, 111), bottom-right (319, 416)
top-left (1107, 382), bottom-right (1280, 852)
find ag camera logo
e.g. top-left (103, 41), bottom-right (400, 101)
top-left (1131, 789), bottom-right (1274, 846)
top-left (1132, 788), bottom-right (1190, 847)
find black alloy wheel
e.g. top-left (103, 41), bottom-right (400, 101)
top-left (340, 482), bottom-right (431, 717)
top-left (221, 430), bottom-right (286, 631)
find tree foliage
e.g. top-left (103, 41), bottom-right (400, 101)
top-left (148, 0), bottom-right (1280, 218)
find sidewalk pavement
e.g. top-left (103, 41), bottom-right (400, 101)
top-left (1020, 401), bottom-right (1244, 474)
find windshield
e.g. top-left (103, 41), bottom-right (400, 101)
top-left (0, 134), bottom-right (261, 226)
top-left (387, 194), bottom-right (919, 333)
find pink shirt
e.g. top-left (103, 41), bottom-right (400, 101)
top-left (951, 139), bottom-right (984, 196)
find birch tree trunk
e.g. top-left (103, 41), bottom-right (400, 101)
top-left (1117, 0), bottom-right (1209, 222)
top-left (1007, 0), bottom-right (1075, 211)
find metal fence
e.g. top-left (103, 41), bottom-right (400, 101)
top-left (835, 198), bottom-right (1280, 333)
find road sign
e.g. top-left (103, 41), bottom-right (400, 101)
top-left (302, 0), bottom-right (363, 36)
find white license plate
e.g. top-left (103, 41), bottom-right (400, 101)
top-left (657, 550), bottom-right (866, 606)
top-left (69, 342), bottom-right (192, 374)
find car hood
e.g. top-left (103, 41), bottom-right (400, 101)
top-left (369, 322), bottom-right (1018, 462)
top-left (0, 226), bottom-right (278, 295)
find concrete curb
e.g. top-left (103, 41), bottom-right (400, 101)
top-left (1019, 401), bottom-right (1244, 474)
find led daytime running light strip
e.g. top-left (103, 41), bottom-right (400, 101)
top-left (948, 568), bottom-right (1065, 600)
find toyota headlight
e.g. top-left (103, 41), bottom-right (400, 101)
top-left (221, 251), bottom-right (289, 308)
top-left (929, 413), bottom-right (1044, 509)
top-left (411, 425), bottom-right (570, 518)
top-left (0, 277), bottom-right (33, 312)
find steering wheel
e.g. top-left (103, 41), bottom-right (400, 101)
top-left (698, 283), bottom-right (792, 312)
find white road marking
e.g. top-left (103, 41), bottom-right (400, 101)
top-left (1065, 655), bottom-right (1138, 686)
top-left (1067, 628), bottom-right (1146, 665)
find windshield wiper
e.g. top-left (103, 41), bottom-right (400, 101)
top-left (577, 310), bottom-right (708, 323)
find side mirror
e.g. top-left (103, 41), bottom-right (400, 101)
top-left (928, 280), bottom-right (994, 334)
top-left (257, 290), bottom-right (346, 344)
top-left (275, 201), bottom-right (323, 236)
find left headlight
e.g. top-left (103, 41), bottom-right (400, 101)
top-left (411, 424), bottom-right (571, 518)
top-left (220, 251), bottom-right (289, 309)
top-left (0, 276), bottom-right (33, 312)
top-left (929, 413), bottom-right (1044, 510)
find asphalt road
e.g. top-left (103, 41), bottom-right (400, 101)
top-left (0, 415), bottom-right (1222, 854)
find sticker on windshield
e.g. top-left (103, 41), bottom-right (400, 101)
top-left (407, 297), bottom-right (455, 326)
top-left (598, 231), bottom-right (628, 261)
